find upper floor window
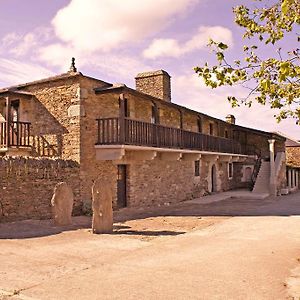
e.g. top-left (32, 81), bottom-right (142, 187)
top-left (194, 160), bottom-right (200, 177)
top-left (11, 100), bottom-right (20, 122)
top-left (151, 104), bottom-right (159, 124)
top-left (197, 118), bottom-right (202, 133)
top-left (225, 130), bottom-right (229, 139)
top-left (119, 98), bottom-right (130, 117)
top-left (228, 162), bottom-right (233, 179)
top-left (209, 123), bottom-right (214, 135)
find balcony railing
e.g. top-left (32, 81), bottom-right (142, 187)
top-left (0, 121), bottom-right (31, 149)
top-left (96, 117), bottom-right (255, 155)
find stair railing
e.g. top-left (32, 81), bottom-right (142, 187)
top-left (250, 156), bottom-right (262, 191)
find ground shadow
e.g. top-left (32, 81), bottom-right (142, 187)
top-left (0, 217), bottom-right (91, 239)
top-left (113, 230), bottom-right (185, 237)
top-left (1, 192), bottom-right (300, 240)
top-left (113, 192), bottom-right (300, 223)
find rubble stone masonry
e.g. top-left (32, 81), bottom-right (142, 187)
top-left (0, 157), bottom-right (80, 222)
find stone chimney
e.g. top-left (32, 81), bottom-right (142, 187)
top-left (135, 70), bottom-right (171, 102)
top-left (226, 114), bottom-right (236, 124)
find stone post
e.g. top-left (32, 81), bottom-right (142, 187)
top-left (51, 182), bottom-right (74, 226)
top-left (268, 139), bottom-right (276, 196)
top-left (92, 179), bottom-right (113, 234)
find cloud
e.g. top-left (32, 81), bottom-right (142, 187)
top-left (143, 26), bottom-right (233, 59)
top-left (172, 73), bottom-right (300, 139)
top-left (51, 0), bottom-right (198, 52)
top-left (0, 58), bottom-right (54, 87)
top-left (0, 27), bottom-right (52, 57)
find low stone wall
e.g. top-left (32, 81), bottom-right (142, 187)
top-left (0, 157), bottom-right (81, 222)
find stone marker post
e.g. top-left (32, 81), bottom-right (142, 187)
top-left (92, 179), bottom-right (113, 234)
top-left (51, 182), bottom-right (74, 226)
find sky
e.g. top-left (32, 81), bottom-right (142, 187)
top-left (0, 0), bottom-right (299, 139)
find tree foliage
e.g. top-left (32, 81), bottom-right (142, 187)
top-left (194, 0), bottom-right (300, 123)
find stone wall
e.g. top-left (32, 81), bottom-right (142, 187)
top-left (78, 77), bottom-right (119, 207)
top-left (0, 157), bottom-right (80, 222)
top-left (127, 160), bottom-right (195, 207)
top-left (21, 77), bottom-right (81, 161)
top-left (286, 146), bottom-right (300, 168)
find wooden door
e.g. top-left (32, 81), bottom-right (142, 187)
top-left (211, 164), bottom-right (217, 193)
top-left (117, 165), bottom-right (127, 208)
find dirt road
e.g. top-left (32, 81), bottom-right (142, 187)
top-left (1, 192), bottom-right (300, 299)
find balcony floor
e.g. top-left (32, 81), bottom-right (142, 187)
top-left (95, 144), bottom-right (255, 163)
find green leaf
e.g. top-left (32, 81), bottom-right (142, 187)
top-left (218, 42), bottom-right (228, 50)
top-left (281, 0), bottom-right (289, 15)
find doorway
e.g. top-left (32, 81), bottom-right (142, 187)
top-left (211, 164), bottom-right (217, 193)
top-left (117, 165), bottom-right (127, 208)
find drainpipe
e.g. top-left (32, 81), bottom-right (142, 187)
top-left (268, 139), bottom-right (276, 196)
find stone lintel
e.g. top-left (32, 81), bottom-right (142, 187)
top-left (202, 154), bottom-right (219, 162)
top-left (126, 150), bottom-right (157, 161)
top-left (181, 153), bottom-right (201, 161)
top-left (238, 157), bottom-right (247, 162)
top-left (219, 155), bottom-right (232, 162)
top-left (96, 148), bottom-right (125, 160)
top-left (159, 152), bottom-right (182, 161)
top-left (232, 157), bottom-right (240, 162)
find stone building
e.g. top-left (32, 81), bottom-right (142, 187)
top-left (0, 61), bottom-right (288, 221)
top-left (280, 133), bottom-right (300, 192)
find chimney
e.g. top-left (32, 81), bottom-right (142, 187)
top-left (226, 114), bottom-right (236, 124)
top-left (135, 70), bottom-right (171, 102)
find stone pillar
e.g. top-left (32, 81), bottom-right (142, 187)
top-left (296, 170), bottom-right (299, 189)
top-left (92, 179), bottom-right (113, 234)
top-left (288, 169), bottom-right (292, 191)
top-left (268, 139), bottom-right (276, 196)
top-left (51, 182), bottom-right (74, 226)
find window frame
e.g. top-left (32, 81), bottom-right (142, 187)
top-left (194, 160), bottom-right (200, 177)
top-left (228, 162), bottom-right (233, 179)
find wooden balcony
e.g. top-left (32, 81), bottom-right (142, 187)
top-left (96, 117), bottom-right (255, 156)
top-left (0, 121), bottom-right (31, 150)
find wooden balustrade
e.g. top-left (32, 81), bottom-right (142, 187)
top-left (96, 117), bottom-right (253, 155)
top-left (0, 121), bottom-right (31, 148)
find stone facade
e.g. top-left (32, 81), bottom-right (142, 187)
top-left (0, 69), bottom-right (288, 221)
top-left (0, 157), bottom-right (80, 222)
top-left (286, 146), bottom-right (300, 168)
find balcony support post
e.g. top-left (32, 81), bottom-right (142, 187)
top-left (119, 93), bottom-right (126, 144)
top-left (5, 96), bottom-right (11, 147)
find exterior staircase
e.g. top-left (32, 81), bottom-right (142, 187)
top-left (252, 160), bottom-right (271, 194)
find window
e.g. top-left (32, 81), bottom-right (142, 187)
top-left (194, 160), bottom-right (200, 177)
top-left (225, 130), bottom-right (229, 139)
top-left (197, 118), bottom-right (202, 133)
top-left (124, 99), bottom-right (129, 117)
top-left (228, 162), bottom-right (233, 179)
top-left (151, 104), bottom-right (159, 124)
top-left (119, 98), bottom-right (130, 117)
top-left (209, 123), bottom-right (214, 135)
